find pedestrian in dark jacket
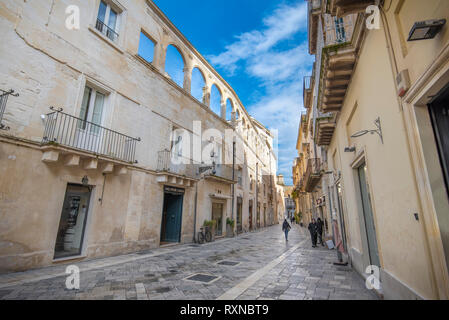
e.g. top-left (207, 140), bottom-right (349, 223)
top-left (282, 219), bottom-right (291, 242)
top-left (317, 218), bottom-right (324, 246)
top-left (308, 219), bottom-right (318, 247)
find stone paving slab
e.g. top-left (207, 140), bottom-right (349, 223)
top-left (0, 225), bottom-right (377, 300)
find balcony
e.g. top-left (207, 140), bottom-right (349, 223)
top-left (203, 164), bottom-right (237, 185)
top-left (328, 0), bottom-right (376, 17)
top-left (308, 0), bottom-right (323, 54)
top-left (316, 113), bottom-right (336, 146)
top-left (156, 150), bottom-right (198, 187)
top-left (303, 76), bottom-right (314, 109)
top-left (0, 89), bottom-right (19, 130)
top-left (301, 113), bottom-right (308, 134)
top-left (41, 108), bottom-right (140, 173)
top-left (304, 158), bottom-right (322, 192)
top-left (95, 19), bottom-right (119, 42)
top-left (319, 13), bottom-right (364, 113)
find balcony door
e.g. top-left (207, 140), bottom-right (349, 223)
top-left (76, 86), bottom-right (105, 154)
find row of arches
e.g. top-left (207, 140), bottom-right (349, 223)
top-left (137, 31), bottom-right (238, 122)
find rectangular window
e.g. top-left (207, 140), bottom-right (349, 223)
top-left (96, 1), bottom-right (120, 42)
top-left (138, 32), bottom-right (155, 63)
top-left (334, 17), bottom-right (346, 43)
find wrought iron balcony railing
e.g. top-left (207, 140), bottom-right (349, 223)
top-left (157, 149), bottom-right (198, 179)
top-left (304, 158), bottom-right (322, 192)
top-left (95, 19), bottom-right (119, 42)
top-left (209, 164), bottom-right (235, 182)
top-left (303, 76), bottom-right (312, 92)
top-left (0, 89), bottom-right (19, 130)
top-left (303, 76), bottom-right (314, 108)
top-left (42, 108), bottom-right (140, 163)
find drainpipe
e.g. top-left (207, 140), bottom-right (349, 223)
top-left (256, 162), bottom-right (259, 229)
top-left (193, 182), bottom-right (198, 243)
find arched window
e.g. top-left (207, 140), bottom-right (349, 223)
top-left (226, 99), bottom-right (233, 121)
top-left (138, 31), bottom-right (155, 63)
top-left (165, 45), bottom-right (184, 88)
top-left (191, 67), bottom-right (205, 103)
top-left (210, 84), bottom-right (222, 116)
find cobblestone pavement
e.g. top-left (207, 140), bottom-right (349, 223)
top-left (0, 225), bottom-right (378, 300)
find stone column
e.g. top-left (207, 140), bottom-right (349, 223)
top-left (153, 43), bottom-right (167, 74)
top-left (220, 100), bottom-right (226, 120)
top-left (183, 66), bottom-right (193, 92)
top-left (202, 86), bottom-right (210, 107)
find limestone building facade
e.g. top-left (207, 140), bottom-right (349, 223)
top-left (295, 0), bottom-right (449, 299)
top-left (0, 0), bottom-right (279, 272)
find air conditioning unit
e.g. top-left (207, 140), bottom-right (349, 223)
top-left (396, 69), bottom-right (411, 98)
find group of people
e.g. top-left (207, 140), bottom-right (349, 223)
top-left (282, 216), bottom-right (325, 248)
top-left (308, 218), bottom-right (325, 248)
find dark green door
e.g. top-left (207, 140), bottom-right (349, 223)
top-left (161, 188), bottom-right (184, 243)
top-left (358, 164), bottom-right (380, 268)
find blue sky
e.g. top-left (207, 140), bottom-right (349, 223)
top-left (153, 0), bottom-right (314, 185)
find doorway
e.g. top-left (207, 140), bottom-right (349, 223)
top-left (249, 200), bottom-right (253, 230)
top-left (237, 197), bottom-right (243, 233)
top-left (429, 85), bottom-right (449, 198)
top-left (358, 163), bottom-right (380, 268)
top-left (336, 182), bottom-right (348, 253)
top-left (212, 203), bottom-right (224, 237)
top-left (54, 184), bottom-right (92, 259)
top-left (161, 186), bottom-right (184, 243)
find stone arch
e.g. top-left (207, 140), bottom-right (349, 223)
top-left (164, 44), bottom-right (186, 88)
top-left (191, 66), bottom-right (206, 103)
top-left (138, 30), bottom-right (156, 63)
top-left (210, 83), bottom-right (223, 117)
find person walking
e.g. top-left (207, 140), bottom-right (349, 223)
top-left (308, 219), bottom-right (318, 248)
top-left (317, 218), bottom-right (325, 246)
top-left (282, 219), bottom-right (291, 242)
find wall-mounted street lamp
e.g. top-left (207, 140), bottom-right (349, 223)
top-left (351, 117), bottom-right (383, 144)
top-left (408, 19), bottom-right (446, 41)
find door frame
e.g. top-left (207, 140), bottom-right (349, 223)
top-left (53, 183), bottom-right (94, 261)
top-left (211, 200), bottom-right (225, 237)
top-left (161, 186), bottom-right (185, 243)
top-left (401, 47), bottom-right (449, 298)
top-left (351, 152), bottom-right (382, 270)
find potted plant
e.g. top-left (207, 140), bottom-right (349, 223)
top-left (226, 218), bottom-right (235, 238)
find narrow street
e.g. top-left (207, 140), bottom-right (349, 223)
top-left (0, 225), bottom-right (377, 300)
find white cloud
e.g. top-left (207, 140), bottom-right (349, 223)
top-left (208, 1), bottom-right (308, 74)
top-left (209, 1), bottom-right (312, 185)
